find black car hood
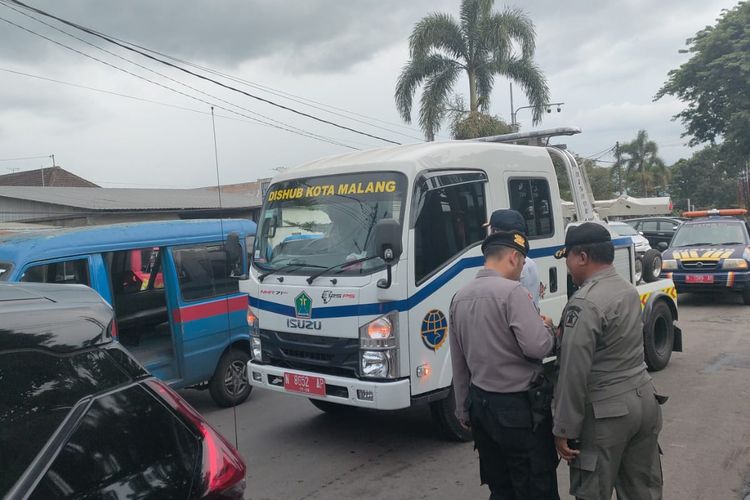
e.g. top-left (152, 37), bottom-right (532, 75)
top-left (0, 283), bottom-right (113, 352)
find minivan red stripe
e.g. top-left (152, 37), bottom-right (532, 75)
top-left (173, 295), bottom-right (248, 324)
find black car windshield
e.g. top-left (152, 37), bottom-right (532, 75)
top-left (671, 222), bottom-right (749, 247)
top-left (253, 172), bottom-right (406, 276)
top-left (0, 262), bottom-right (11, 281)
top-left (611, 224), bottom-right (638, 236)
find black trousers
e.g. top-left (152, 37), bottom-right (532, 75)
top-left (469, 385), bottom-right (560, 500)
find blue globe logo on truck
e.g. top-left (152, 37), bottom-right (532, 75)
top-left (421, 309), bottom-right (448, 351)
top-left (294, 291), bottom-right (312, 319)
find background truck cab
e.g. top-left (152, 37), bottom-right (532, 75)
top-left (0, 219), bottom-right (256, 407)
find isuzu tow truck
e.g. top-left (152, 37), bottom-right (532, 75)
top-left (243, 128), bottom-right (682, 440)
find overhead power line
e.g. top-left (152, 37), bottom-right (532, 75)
top-left (0, 13), bottom-right (360, 150)
top-left (0, 1), bottom-right (366, 150)
top-left (4, 0), bottom-right (402, 146)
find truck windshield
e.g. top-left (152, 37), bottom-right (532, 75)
top-left (0, 262), bottom-right (11, 281)
top-left (671, 222), bottom-right (749, 247)
top-left (253, 172), bottom-right (406, 276)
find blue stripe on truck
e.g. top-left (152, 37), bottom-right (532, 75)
top-left (249, 237), bottom-right (634, 318)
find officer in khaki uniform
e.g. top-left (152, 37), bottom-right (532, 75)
top-left (450, 230), bottom-right (558, 500)
top-left (553, 223), bottom-right (664, 500)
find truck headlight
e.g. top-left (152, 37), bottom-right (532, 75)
top-left (251, 335), bottom-right (263, 361)
top-left (248, 308), bottom-right (262, 361)
top-left (662, 259), bottom-right (678, 270)
top-left (361, 350), bottom-right (395, 378)
top-left (722, 259), bottom-right (749, 270)
top-left (359, 312), bottom-right (399, 378)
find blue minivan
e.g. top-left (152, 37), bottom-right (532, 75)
top-left (0, 219), bottom-right (257, 407)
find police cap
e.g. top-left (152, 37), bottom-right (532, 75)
top-left (483, 209), bottom-right (527, 233)
top-left (554, 222), bottom-right (611, 259)
top-left (481, 230), bottom-right (529, 257)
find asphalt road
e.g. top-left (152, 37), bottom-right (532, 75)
top-left (181, 291), bottom-right (750, 499)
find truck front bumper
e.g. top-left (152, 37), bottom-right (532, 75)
top-left (248, 361), bottom-right (411, 410)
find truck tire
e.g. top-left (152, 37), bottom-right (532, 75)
top-left (429, 387), bottom-right (472, 442)
top-left (634, 257), bottom-right (643, 284)
top-left (644, 300), bottom-right (674, 371)
top-left (209, 348), bottom-right (252, 407)
top-left (642, 249), bottom-right (662, 283)
top-left (309, 398), bottom-right (357, 414)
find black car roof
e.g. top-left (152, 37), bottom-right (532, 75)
top-left (0, 283), bottom-right (113, 353)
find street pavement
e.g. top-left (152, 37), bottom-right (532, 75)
top-left (182, 291), bottom-right (750, 499)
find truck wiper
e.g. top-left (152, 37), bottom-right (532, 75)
top-left (259, 261), bottom-right (326, 282)
top-left (306, 255), bottom-right (379, 285)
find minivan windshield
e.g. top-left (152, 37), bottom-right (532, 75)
top-left (253, 172), bottom-right (406, 276)
top-left (671, 221), bottom-right (749, 247)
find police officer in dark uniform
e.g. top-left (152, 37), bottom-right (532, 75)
top-left (450, 231), bottom-right (559, 500)
top-left (553, 222), bottom-right (664, 499)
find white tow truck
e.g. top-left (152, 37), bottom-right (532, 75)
top-left (243, 127), bottom-right (682, 441)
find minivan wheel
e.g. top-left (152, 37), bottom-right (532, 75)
top-left (209, 349), bottom-right (252, 407)
top-left (429, 387), bottom-right (473, 442)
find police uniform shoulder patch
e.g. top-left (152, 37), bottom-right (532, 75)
top-left (564, 305), bottom-right (582, 328)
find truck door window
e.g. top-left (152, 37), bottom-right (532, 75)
top-left (508, 178), bottom-right (554, 238)
top-left (20, 259), bottom-right (90, 285)
top-left (173, 244), bottom-right (239, 301)
top-left (414, 174), bottom-right (487, 284)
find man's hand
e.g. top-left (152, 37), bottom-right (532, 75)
top-left (555, 436), bottom-right (580, 464)
top-left (459, 418), bottom-right (471, 431)
top-left (541, 314), bottom-right (554, 328)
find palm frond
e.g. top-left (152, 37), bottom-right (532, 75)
top-left (419, 62), bottom-right (461, 140)
top-left (495, 58), bottom-right (549, 124)
top-left (475, 64), bottom-right (495, 113)
top-left (460, 0), bottom-right (494, 60)
top-left (395, 54), bottom-right (458, 123)
top-left (409, 13), bottom-right (467, 61)
top-left (485, 8), bottom-right (536, 59)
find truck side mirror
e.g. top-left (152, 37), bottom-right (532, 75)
top-left (226, 232), bottom-right (248, 279)
top-left (657, 242), bottom-right (668, 251)
top-left (373, 219), bottom-right (402, 289)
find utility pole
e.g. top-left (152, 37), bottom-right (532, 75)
top-left (509, 82), bottom-right (515, 130)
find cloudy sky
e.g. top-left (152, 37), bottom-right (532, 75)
top-left (0, 0), bottom-right (736, 188)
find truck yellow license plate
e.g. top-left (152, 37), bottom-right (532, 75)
top-left (283, 373), bottom-right (326, 396)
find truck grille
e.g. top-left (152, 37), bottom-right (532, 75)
top-left (681, 260), bottom-right (718, 270)
top-left (259, 329), bottom-right (360, 377)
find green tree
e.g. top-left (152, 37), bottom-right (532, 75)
top-left (656, 2), bottom-right (750, 160)
top-left (395, 0), bottom-right (549, 140)
top-left (620, 130), bottom-right (667, 196)
top-left (448, 95), bottom-right (513, 139)
top-left (669, 145), bottom-right (740, 210)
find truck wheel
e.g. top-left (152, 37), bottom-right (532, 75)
top-left (429, 387), bottom-right (472, 442)
top-left (634, 257), bottom-right (643, 284)
top-left (309, 398), bottom-right (357, 414)
top-left (644, 301), bottom-right (674, 371)
top-left (209, 348), bottom-right (252, 407)
top-left (642, 249), bottom-right (663, 283)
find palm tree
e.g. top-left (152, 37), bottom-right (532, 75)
top-left (395, 0), bottom-right (549, 141)
top-left (621, 130), bottom-right (666, 196)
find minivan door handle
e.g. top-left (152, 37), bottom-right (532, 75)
top-left (549, 267), bottom-right (558, 293)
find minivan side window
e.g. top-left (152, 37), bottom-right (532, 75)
top-left (20, 259), bottom-right (90, 286)
top-left (508, 178), bottom-right (554, 238)
top-left (414, 173), bottom-right (487, 284)
top-left (173, 244), bottom-right (239, 301)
